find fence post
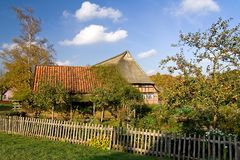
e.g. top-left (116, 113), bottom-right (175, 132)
top-left (8, 116), bottom-right (11, 134)
top-left (237, 142), bottom-right (240, 160)
top-left (234, 136), bottom-right (239, 160)
top-left (109, 126), bottom-right (114, 150)
top-left (229, 136), bottom-right (232, 160)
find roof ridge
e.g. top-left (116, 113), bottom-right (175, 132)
top-left (36, 65), bottom-right (91, 68)
top-left (94, 50), bottom-right (130, 66)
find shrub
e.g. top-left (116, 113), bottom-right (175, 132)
top-left (205, 128), bottom-right (237, 139)
top-left (87, 139), bottom-right (110, 150)
top-left (0, 111), bottom-right (26, 117)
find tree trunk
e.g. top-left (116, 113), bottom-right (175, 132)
top-left (119, 118), bottom-right (122, 127)
top-left (133, 109), bottom-right (136, 119)
top-left (133, 109), bottom-right (136, 127)
top-left (213, 58), bottom-right (218, 84)
top-left (213, 114), bottom-right (217, 128)
top-left (93, 104), bottom-right (96, 116)
top-left (34, 109), bottom-right (41, 118)
top-left (51, 106), bottom-right (54, 120)
top-left (70, 105), bottom-right (73, 121)
top-left (100, 108), bottom-right (104, 122)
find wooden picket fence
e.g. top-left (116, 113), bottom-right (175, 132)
top-left (0, 116), bottom-right (239, 160)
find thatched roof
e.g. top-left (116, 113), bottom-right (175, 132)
top-left (95, 50), bottom-right (154, 84)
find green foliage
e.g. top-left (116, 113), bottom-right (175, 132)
top-left (150, 73), bottom-right (177, 104)
top-left (91, 65), bottom-right (144, 125)
top-left (217, 104), bottom-right (240, 135)
top-left (119, 85), bottom-right (143, 110)
top-left (205, 128), bottom-right (237, 137)
top-left (87, 139), bottom-right (110, 150)
top-left (136, 105), bottom-right (181, 133)
top-left (91, 65), bottom-right (131, 108)
top-left (33, 81), bottom-right (69, 118)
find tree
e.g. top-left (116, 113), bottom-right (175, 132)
top-left (33, 81), bottom-right (69, 119)
top-left (0, 7), bottom-right (54, 104)
top-left (91, 65), bottom-right (126, 122)
top-left (91, 65), bottom-right (143, 125)
top-left (160, 18), bottom-right (240, 134)
top-left (176, 18), bottom-right (239, 80)
top-left (118, 85), bottom-right (143, 126)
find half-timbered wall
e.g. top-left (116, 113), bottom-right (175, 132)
top-left (133, 84), bottom-right (158, 104)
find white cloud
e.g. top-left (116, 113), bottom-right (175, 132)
top-left (59, 24), bottom-right (127, 46)
top-left (56, 60), bottom-right (71, 66)
top-left (176, 0), bottom-right (220, 15)
top-left (138, 49), bottom-right (157, 59)
top-left (75, 1), bottom-right (122, 22)
top-left (147, 69), bottom-right (157, 76)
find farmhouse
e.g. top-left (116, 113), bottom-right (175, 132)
top-left (33, 51), bottom-right (159, 104)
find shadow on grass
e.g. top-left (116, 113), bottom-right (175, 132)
top-left (87, 151), bottom-right (158, 160)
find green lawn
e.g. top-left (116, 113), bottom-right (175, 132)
top-left (0, 103), bottom-right (13, 111)
top-left (0, 132), bottom-right (160, 160)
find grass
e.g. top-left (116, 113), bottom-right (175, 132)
top-left (0, 103), bottom-right (13, 111)
top-left (0, 103), bottom-right (26, 116)
top-left (0, 132), bottom-right (161, 160)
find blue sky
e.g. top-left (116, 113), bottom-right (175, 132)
top-left (1, 0), bottom-right (240, 75)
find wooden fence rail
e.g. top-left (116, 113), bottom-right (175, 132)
top-left (0, 116), bottom-right (239, 160)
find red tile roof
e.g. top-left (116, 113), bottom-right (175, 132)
top-left (33, 66), bottom-right (97, 93)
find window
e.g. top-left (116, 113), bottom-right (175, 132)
top-left (143, 93), bottom-right (155, 99)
